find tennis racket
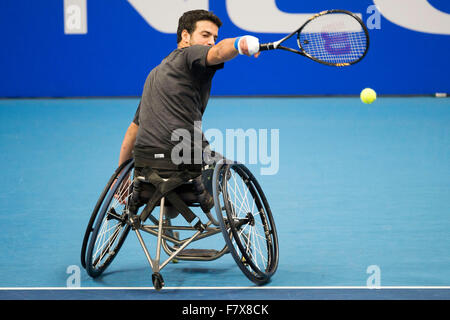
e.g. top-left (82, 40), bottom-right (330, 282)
top-left (259, 9), bottom-right (370, 67)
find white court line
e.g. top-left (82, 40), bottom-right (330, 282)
top-left (1, 286), bottom-right (450, 290)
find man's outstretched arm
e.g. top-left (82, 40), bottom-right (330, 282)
top-left (207, 36), bottom-right (260, 66)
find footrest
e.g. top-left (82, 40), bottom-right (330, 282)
top-left (178, 249), bottom-right (219, 258)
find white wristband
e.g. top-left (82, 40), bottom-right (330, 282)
top-left (235, 35), bottom-right (260, 56)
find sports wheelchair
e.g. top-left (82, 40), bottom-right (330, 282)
top-left (81, 158), bottom-right (279, 290)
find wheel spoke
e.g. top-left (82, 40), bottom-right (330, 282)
top-left (93, 223), bottom-right (122, 267)
top-left (227, 168), bottom-right (270, 272)
top-left (214, 164), bottom-right (278, 284)
top-left (87, 164), bottom-right (133, 275)
top-left (231, 171), bottom-right (251, 213)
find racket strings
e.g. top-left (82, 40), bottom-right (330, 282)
top-left (298, 14), bottom-right (368, 65)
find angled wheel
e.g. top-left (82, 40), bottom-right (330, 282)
top-left (83, 159), bottom-right (134, 278)
top-left (213, 161), bottom-right (279, 285)
top-left (81, 158), bottom-right (134, 268)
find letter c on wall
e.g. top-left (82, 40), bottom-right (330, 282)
top-left (373, 0), bottom-right (450, 35)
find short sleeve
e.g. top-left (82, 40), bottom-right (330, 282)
top-left (132, 101), bottom-right (140, 125)
top-left (184, 45), bottom-right (224, 72)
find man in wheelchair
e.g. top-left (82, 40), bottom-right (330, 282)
top-left (118, 9), bottom-right (258, 217)
top-left (82, 10), bottom-right (277, 290)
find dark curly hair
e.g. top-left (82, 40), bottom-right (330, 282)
top-left (176, 10), bottom-right (222, 44)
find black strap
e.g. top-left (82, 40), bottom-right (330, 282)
top-left (164, 192), bottom-right (196, 223)
top-left (137, 167), bottom-right (204, 230)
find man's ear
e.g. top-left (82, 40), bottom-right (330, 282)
top-left (181, 29), bottom-right (191, 45)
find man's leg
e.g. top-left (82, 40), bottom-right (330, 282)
top-left (128, 167), bottom-right (145, 216)
top-left (193, 173), bottom-right (214, 213)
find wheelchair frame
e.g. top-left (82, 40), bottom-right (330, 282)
top-left (81, 158), bottom-right (279, 290)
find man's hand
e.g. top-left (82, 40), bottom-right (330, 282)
top-left (235, 36), bottom-right (260, 58)
top-left (112, 174), bottom-right (131, 205)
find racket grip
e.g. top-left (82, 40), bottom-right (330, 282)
top-left (259, 43), bottom-right (275, 51)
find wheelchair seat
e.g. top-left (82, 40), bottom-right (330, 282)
top-left (128, 162), bottom-right (214, 233)
top-left (135, 175), bottom-right (200, 207)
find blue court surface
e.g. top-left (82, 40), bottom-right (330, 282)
top-left (0, 97), bottom-right (449, 300)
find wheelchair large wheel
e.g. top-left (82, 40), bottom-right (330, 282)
top-left (82, 159), bottom-right (134, 278)
top-left (213, 161), bottom-right (279, 285)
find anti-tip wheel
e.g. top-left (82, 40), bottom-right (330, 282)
top-left (152, 272), bottom-right (165, 291)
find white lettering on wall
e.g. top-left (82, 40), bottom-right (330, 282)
top-left (125, 0), bottom-right (450, 36)
top-left (226, 0), bottom-right (313, 33)
top-left (127, 0), bottom-right (208, 33)
top-left (373, 0), bottom-right (450, 35)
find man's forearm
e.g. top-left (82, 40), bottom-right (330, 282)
top-left (119, 122), bottom-right (138, 166)
top-left (207, 36), bottom-right (260, 66)
top-left (206, 38), bottom-right (239, 65)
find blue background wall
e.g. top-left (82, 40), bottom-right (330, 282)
top-left (0, 0), bottom-right (449, 97)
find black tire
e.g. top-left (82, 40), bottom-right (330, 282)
top-left (84, 159), bottom-right (134, 278)
top-left (81, 158), bottom-right (134, 268)
top-left (152, 273), bottom-right (165, 291)
top-left (213, 161), bottom-right (279, 285)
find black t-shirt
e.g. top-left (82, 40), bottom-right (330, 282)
top-left (133, 45), bottom-right (223, 154)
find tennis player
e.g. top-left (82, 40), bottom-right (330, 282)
top-left (118, 10), bottom-right (260, 213)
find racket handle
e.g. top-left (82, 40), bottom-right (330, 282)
top-left (259, 43), bottom-right (275, 51)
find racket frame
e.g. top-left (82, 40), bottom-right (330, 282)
top-left (259, 9), bottom-right (370, 67)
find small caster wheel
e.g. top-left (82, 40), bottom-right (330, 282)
top-left (152, 272), bottom-right (165, 291)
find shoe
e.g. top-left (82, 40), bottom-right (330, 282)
top-left (193, 175), bottom-right (214, 213)
top-left (198, 191), bottom-right (214, 213)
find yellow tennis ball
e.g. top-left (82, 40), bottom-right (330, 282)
top-left (361, 88), bottom-right (377, 104)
